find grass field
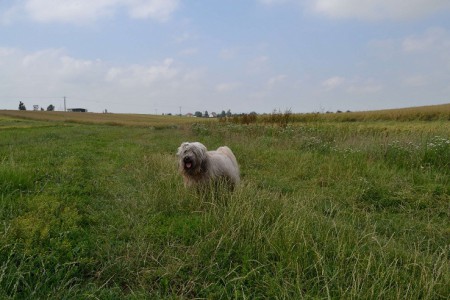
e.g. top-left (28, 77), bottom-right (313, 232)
top-left (0, 108), bottom-right (449, 299)
top-left (0, 110), bottom-right (211, 128)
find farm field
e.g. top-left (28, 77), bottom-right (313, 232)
top-left (0, 109), bottom-right (449, 298)
top-left (0, 110), bottom-right (211, 128)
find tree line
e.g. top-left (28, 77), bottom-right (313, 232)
top-left (192, 109), bottom-right (234, 118)
top-left (18, 101), bottom-right (55, 111)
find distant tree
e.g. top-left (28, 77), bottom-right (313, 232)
top-left (40, 107), bottom-right (44, 111)
top-left (194, 111), bottom-right (203, 118)
top-left (204, 111), bottom-right (209, 118)
top-left (47, 104), bottom-right (55, 111)
top-left (226, 109), bottom-right (232, 117)
top-left (219, 110), bottom-right (226, 118)
top-left (18, 101), bottom-right (26, 111)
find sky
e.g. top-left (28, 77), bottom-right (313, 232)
top-left (1, 0), bottom-right (450, 115)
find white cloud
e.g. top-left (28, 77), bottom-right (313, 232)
top-left (252, 55), bottom-right (269, 64)
top-left (0, 47), bottom-right (16, 57)
top-left (369, 27), bottom-right (450, 69)
top-left (402, 28), bottom-right (450, 53)
top-left (105, 58), bottom-right (178, 87)
top-left (258, 0), bottom-right (450, 21)
top-left (60, 56), bottom-right (97, 74)
top-left (259, 0), bottom-right (291, 5)
top-left (174, 32), bottom-right (195, 44)
top-left (0, 47), bottom-right (204, 112)
top-left (402, 75), bottom-right (428, 87)
top-left (219, 48), bottom-right (239, 60)
top-left (5, 0), bottom-right (179, 24)
top-left (22, 48), bottom-right (64, 67)
top-left (215, 82), bottom-right (241, 93)
top-left (18, 48), bottom-right (101, 82)
top-left (247, 55), bottom-right (269, 73)
top-left (346, 80), bottom-right (382, 94)
top-left (322, 76), bottom-right (345, 90)
top-left (126, 0), bottom-right (179, 20)
top-left (311, 0), bottom-right (450, 21)
top-left (25, 0), bottom-right (115, 23)
top-left (267, 74), bottom-right (287, 87)
top-left (0, 5), bottom-right (20, 25)
top-left (179, 48), bottom-right (199, 56)
top-left (322, 76), bottom-right (381, 94)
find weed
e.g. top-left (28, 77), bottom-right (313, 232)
top-left (422, 136), bottom-right (450, 170)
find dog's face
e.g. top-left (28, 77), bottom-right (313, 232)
top-left (177, 142), bottom-right (207, 174)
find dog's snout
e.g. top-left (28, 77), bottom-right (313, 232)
top-left (183, 157), bottom-right (191, 163)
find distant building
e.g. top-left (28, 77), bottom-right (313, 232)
top-left (67, 108), bottom-right (88, 112)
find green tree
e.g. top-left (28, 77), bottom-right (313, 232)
top-left (194, 111), bottom-right (203, 118)
top-left (47, 104), bottom-right (55, 111)
top-left (18, 101), bottom-right (26, 111)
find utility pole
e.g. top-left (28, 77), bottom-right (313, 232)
top-left (63, 96), bottom-right (66, 112)
top-left (179, 106), bottom-right (182, 116)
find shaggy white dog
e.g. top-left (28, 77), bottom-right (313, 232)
top-left (177, 142), bottom-right (240, 190)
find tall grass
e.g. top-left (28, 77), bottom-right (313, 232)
top-left (220, 103), bottom-right (450, 124)
top-left (0, 114), bottom-right (449, 298)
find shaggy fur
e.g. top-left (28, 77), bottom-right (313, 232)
top-left (177, 142), bottom-right (240, 190)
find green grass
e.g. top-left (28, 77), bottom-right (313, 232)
top-left (0, 113), bottom-right (449, 299)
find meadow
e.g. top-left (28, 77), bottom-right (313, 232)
top-left (0, 108), bottom-right (449, 299)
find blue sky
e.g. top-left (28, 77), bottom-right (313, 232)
top-left (1, 0), bottom-right (450, 114)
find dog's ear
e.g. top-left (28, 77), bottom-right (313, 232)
top-left (177, 142), bottom-right (189, 156)
top-left (192, 142), bottom-right (207, 160)
top-left (192, 142), bottom-right (207, 152)
top-left (200, 158), bottom-right (208, 172)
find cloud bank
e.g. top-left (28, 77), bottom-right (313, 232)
top-left (259, 0), bottom-right (450, 21)
top-left (0, 47), bottom-right (203, 112)
top-left (313, 0), bottom-right (450, 20)
top-left (3, 0), bottom-right (179, 24)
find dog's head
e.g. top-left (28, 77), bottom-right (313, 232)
top-left (177, 142), bottom-right (207, 174)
